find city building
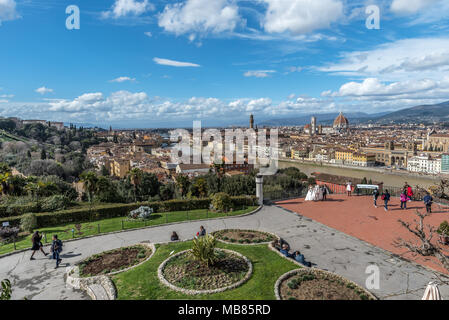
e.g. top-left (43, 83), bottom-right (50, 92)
top-left (333, 112), bottom-right (349, 132)
top-left (407, 154), bottom-right (441, 174)
top-left (442, 154), bottom-right (449, 174)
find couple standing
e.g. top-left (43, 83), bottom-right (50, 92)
top-left (305, 185), bottom-right (327, 201)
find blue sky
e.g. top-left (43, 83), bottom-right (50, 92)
top-left (1, 0), bottom-right (449, 128)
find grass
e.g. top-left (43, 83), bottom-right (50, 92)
top-left (0, 206), bottom-right (257, 255)
top-left (112, 241), bottom-right (300, 300)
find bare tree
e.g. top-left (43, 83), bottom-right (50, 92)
top-left (394, 210), bottom-right (449, 272)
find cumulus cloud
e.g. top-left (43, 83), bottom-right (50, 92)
top-left (262, 0), bottom-right (343, 34)
top-left (0, 0), bottom-right (20, 25)
top-left (158, 0), bottom-right (242, 39)
top-left (243, 70), bottom-right (276, 78)
top-left (319, 37), bottom-right (449, 81)
top-left (153, 57), bottom-right (200, 67)
top-left (35, 87), bottom-right (54, 95)
top-left (109, 76), bottom-right (136, 83)
top-left (390, 0), bottom-right (439, 15)
top-left (102, 0), bottom-right (154, 19)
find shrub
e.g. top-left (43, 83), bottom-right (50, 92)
top-left (20, 213), bottom-right (37, 232)
top-left (190, 234), bottom-right (217, 267)
top-left (211, 192), bottom-right (232, 212)
top-left (437, 221), bottom-right (449, 236)
top-left (40, 195), bottom-right (72, 212)
top-left (0, 279), bottom-right (12, 301)
top-left (0, 227), bottom-right (20, 242)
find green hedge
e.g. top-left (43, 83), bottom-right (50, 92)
top-left (0, 203), bottom-right (40, 219)
top-left (0, 196), bottom-right (258, 228)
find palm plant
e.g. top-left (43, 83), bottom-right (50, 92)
top-left (128, 168), bottom-right (143, 203)
top-left (80, 171), bottom-right (99, 211)
top-left (190, 234), bottom-right (217, 267)
top-left (0, 163), bottom-right (12, 196)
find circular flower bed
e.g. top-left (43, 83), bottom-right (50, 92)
top-left (212, 229), bottom-right (277, 245)
top-left (78, 244), bottom-right (152, 277)
top-left (276, 269), bottom-right (376, 300)
top-left (158, 249), bottom-right (252, 294)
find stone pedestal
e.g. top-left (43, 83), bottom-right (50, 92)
top-left (256, 175), bottom-right (263, 206)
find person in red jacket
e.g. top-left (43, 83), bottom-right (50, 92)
top-left (407, 186), bottom-right (414, 201)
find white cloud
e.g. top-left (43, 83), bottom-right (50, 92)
top-left (144, 31), bottom-right (152, 37)
top-left (158, 0), bottom-right (242, 38)
top-left (0, 0), bottom-right (20, 25)
top-left (35, 87), bottom-right (54, 95)
top-left (319, 37), bottom-right (449, 81)
top-left (153, 57), bottom-right (200, 67)
top-left (243, 70), bottom-right (276, 78)
top-left (390, 0), bottom-right (439, 15)
top-left (262, 0), bottom-right (343, 34)
top-left (102, 0), bottom-right (154, 19)
top-left (109, 76), bottom-right (136, 83)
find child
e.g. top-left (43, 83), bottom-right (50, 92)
top-left (400, 191), bottom-right (408, 210)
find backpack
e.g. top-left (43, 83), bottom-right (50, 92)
top-left (381, 194), bottom-right (386, 200)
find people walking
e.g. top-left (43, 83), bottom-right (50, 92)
top-left (382, 190), bottom-right (391, 212)
top-left (30, 231), bottom-right (48, 260)
top-left (400, 191), bottom-right (408, 210)
top-left (423, 192), bottom-right (433, 213)
top-left (50, 235), bottom-right (63, 269)
top-left (373, 188), bottom-right (380, 208)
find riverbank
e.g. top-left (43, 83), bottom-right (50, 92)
top-left (279, 159), bottom-right (441, 188)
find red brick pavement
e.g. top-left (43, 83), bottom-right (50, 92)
top-left (277, 194), bottom-right (449, 274)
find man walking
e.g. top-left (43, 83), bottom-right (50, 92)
top-left (51, 235), bottom-right (63, 269)
top-left (423, 192), bottom-right (433, 213)
top-left (373, 188), bottom-right (380, 208)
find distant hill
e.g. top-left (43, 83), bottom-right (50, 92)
top-left (373, 101), bottom-right (449, 124)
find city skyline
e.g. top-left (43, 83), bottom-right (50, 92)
top-left (1, 0), bottom-right (449, 127)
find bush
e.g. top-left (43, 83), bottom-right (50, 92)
top-left (40, 195), bottom-right (72, 212)
top-left (0, 226), bottom-right (20, 242)
top-left (437, 221), bottom-right (449, 236)
top-left (211, 193), bottom-right (232, 212)
top-left (190, 234), bottom-right (217, 267)
top-left (20, 213), bottom-right (37, 232)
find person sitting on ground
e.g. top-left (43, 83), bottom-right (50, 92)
top-left (50, 235), bottom-right (63, 269)
top-left (423, 192), bottom-right (433, 213)
top-left (279, 244), bottom-right (293, 258)
top-left (272, 239), bottom-right (282, 250)
top-left (196, 226), bottom-right (206, 237)
top-left (293, 250), bottom-right (312, 267)
top-left (171, 231), bottom-right (179, 241)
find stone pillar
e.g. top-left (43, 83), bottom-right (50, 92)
top-left (256, 174), bottom-right (263, 206)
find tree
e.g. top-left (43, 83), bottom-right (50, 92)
top-left (128, 168), bottom-right (143, 202)
top-left (80, 171), bottom-right (99, 210)
top-left (40, 149), bottom-right (47, 160)
top-left (394, 210), bottom-right (449, 272)
top-left (190, 177), bottom-right (208, 198)
top-left (0, 163), bottom-right (12, 195)
top-left (175, 174), bottom-right (190, 198)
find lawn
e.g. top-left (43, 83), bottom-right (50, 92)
top-left (112, 241), bottom-right (300, 300)
top-left (0, 206), bottom-right (258, 255)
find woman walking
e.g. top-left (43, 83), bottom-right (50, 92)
top-left (382, 190), bottom-right (391, 212)
top-left (30, 231), bottom-right (48, 260)
top-left (400, 191), bottom-right (408, 210)
top-left (407, 186), bottom-right (414, 201)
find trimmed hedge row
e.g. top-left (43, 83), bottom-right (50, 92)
top-left (0, 203), bottom-right (40, 219)
top-left (0, 196), bottom-right (258, 228)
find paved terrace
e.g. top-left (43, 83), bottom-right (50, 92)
top-left (277, 194), bottom-right (449, 275)
top-left (1, 202), bottom-right (449, 300)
